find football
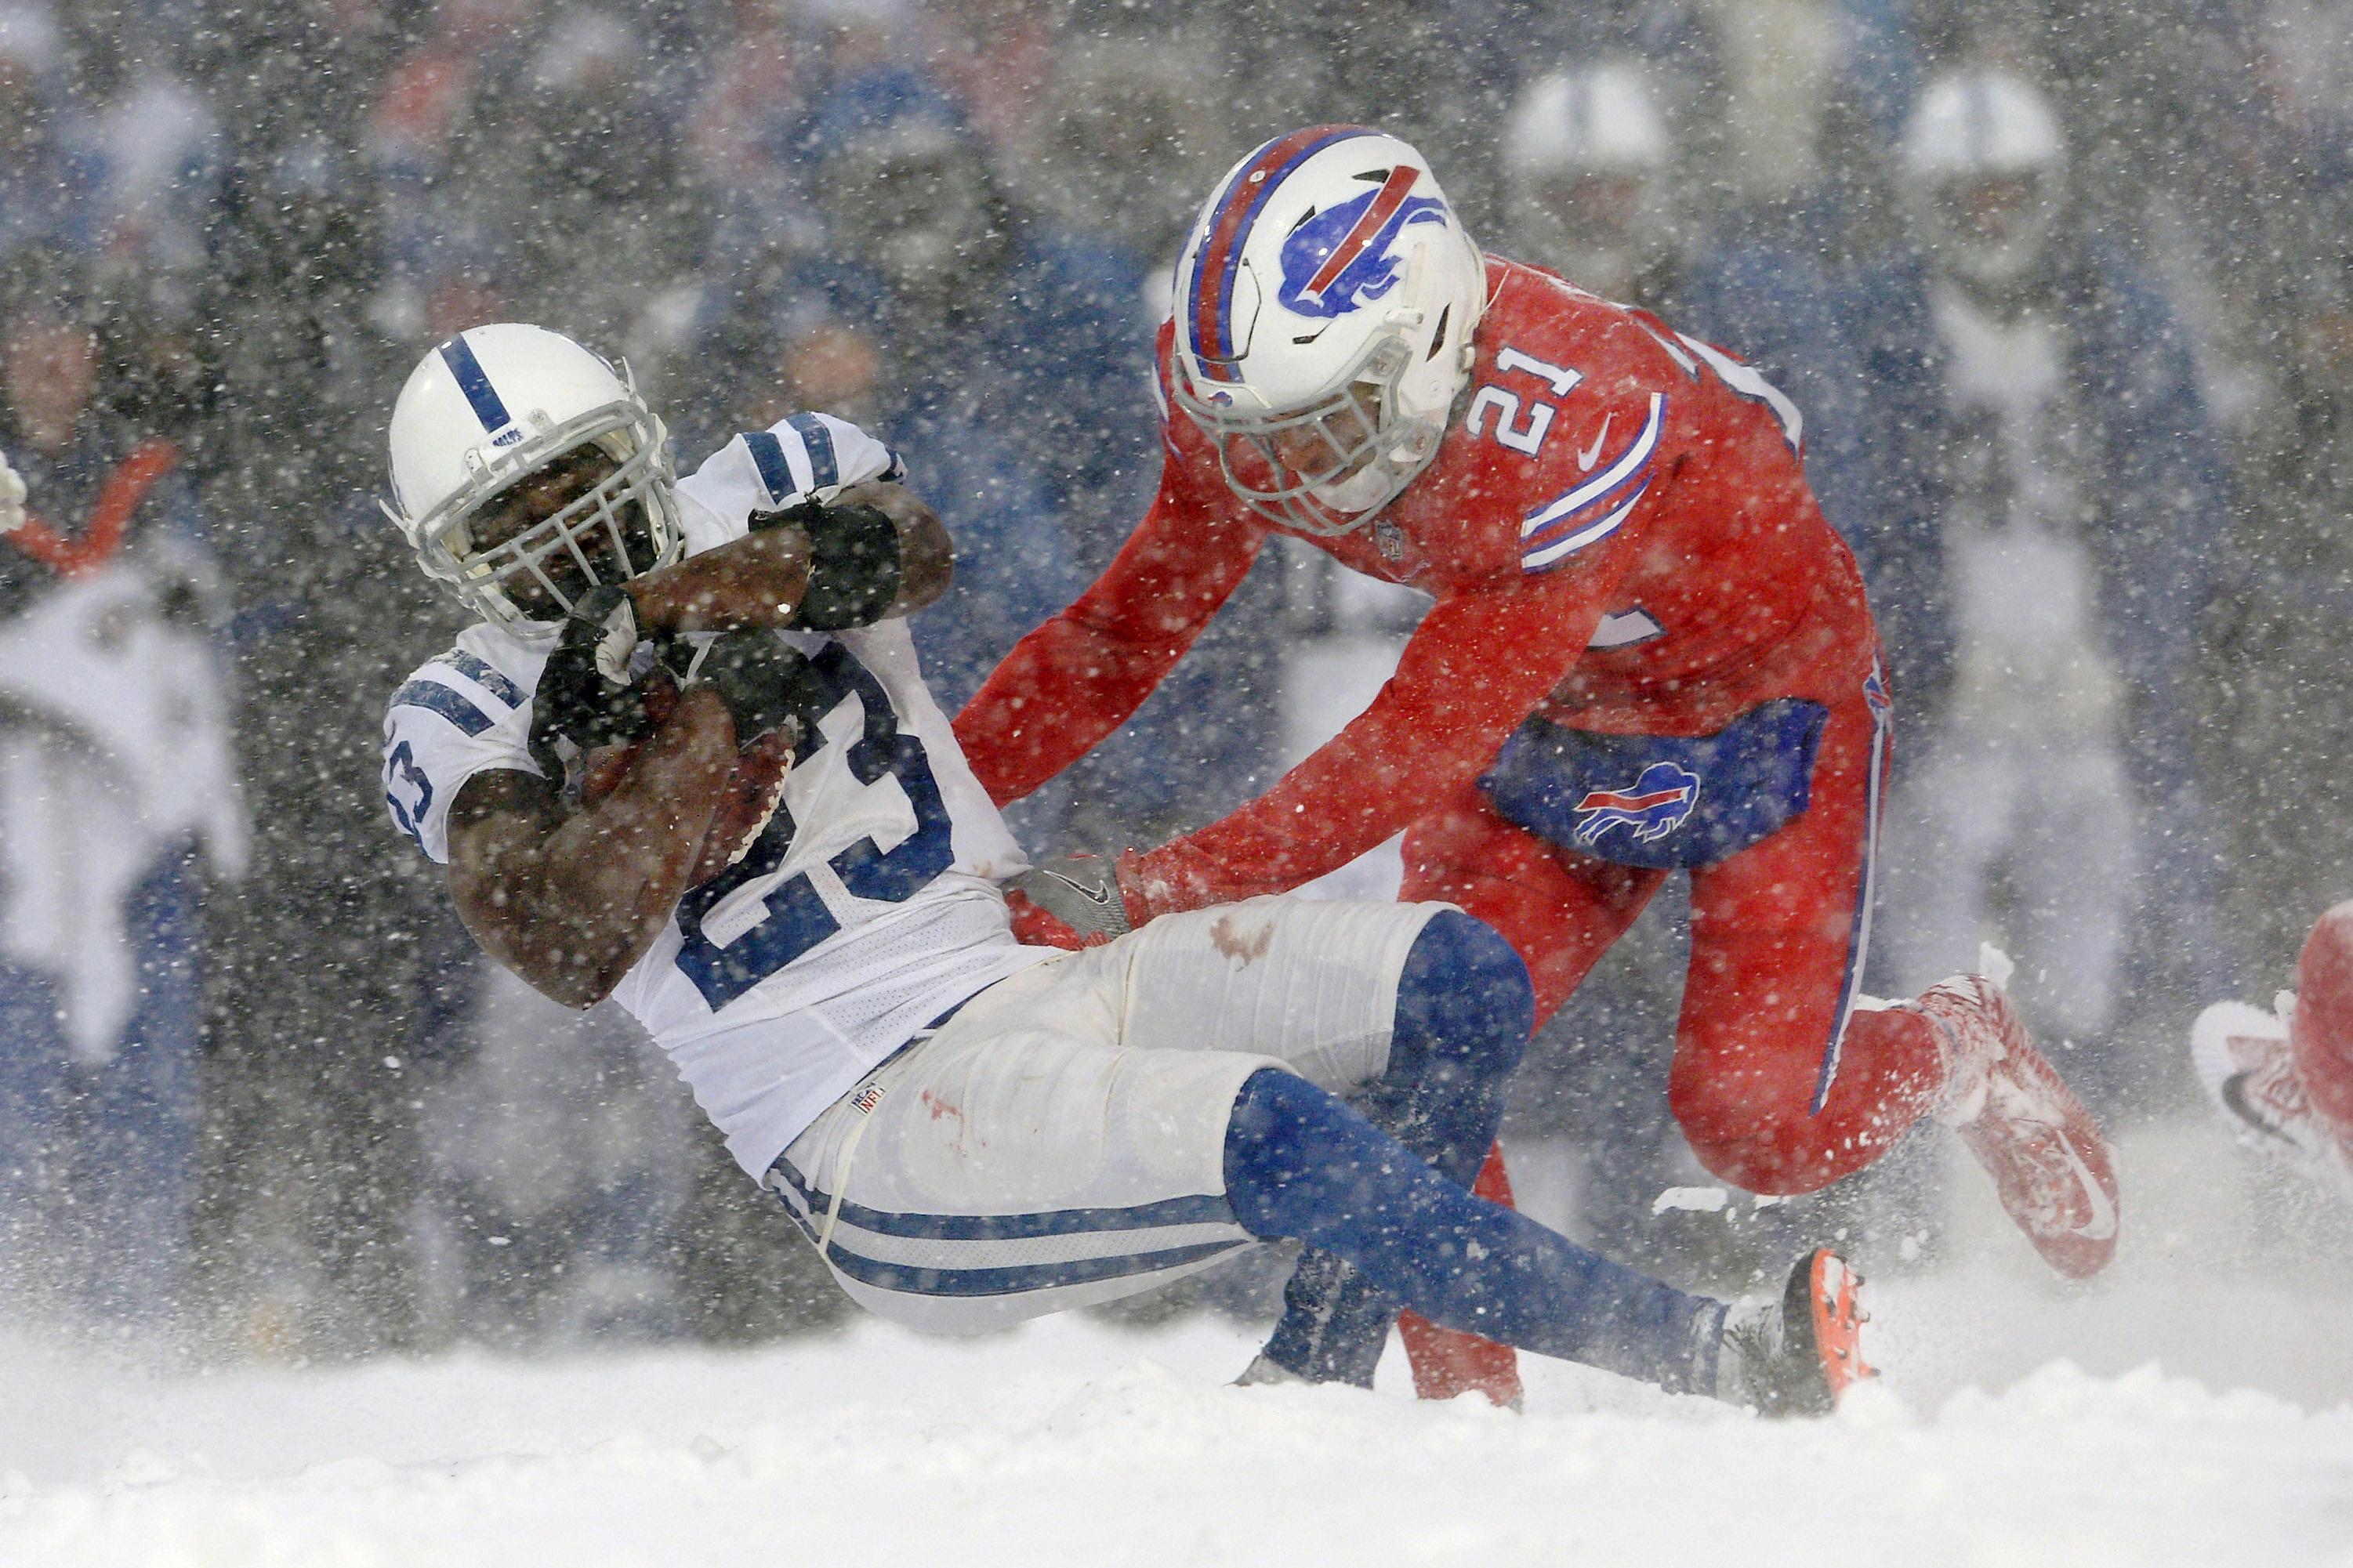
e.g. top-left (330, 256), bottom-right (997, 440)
top-left (578, 672), bottom-right (796, 888)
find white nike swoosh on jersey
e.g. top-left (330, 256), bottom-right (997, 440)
top-left (1576, 414), bottom-right (1614, 472)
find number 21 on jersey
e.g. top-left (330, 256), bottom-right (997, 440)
top-left (1467, 332), bottom-right (1802, 461)
top-left (1465, 347), bottom-right (1585, 455)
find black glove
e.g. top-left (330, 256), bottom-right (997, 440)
top-left (687, 628), bottom-right (837, 751)
top-left (528, 585), bottom-right (653, 781)
top-left (749, 498), bottom-right (903, 630)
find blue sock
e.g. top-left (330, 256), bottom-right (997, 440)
top-left (1263, 912), bottom-right (1534, 1385)
top-left (1227, 1068), bottom-right (1726, 1396)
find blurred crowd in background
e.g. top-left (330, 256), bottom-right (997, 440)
top-left (0, 0), bottom-right (2348, 1359)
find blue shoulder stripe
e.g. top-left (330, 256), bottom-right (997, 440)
top-left (390, 678), bottom-right (496, 737)
top-left (743, 429), bottom-right (799, 505)
top-left (785, 413), bottom-right (839, 491)
top-left (433, 650), bottom-right (526, 710)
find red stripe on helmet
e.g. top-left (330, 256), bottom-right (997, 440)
top-left (1301, 163), bottom-right (1420, 300)
top-left (1188, 124), bottom-right (1370, 371)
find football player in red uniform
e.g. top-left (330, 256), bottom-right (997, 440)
top-left (955, 127), bottom-right (2120, 1402)
top-left (2193, 901), bottom-right (2353, 1201)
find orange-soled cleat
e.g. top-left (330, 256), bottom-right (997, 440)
top-left (1807, 1248), bottom-right (1874, 1402)
top-left (1717, 1248), bottom-right (1873, 1417)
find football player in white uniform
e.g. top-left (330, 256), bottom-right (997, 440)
top-left (377, 323), bottom-right (1868, 1412)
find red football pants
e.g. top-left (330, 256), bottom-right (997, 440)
top-left (1402, 681), bottom-right (1945, 1197)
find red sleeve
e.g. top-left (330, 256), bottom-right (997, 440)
top-left (1124, 548), bottom-right (1640, 914)
top-left (953, 454), bottom-right (1267, 806)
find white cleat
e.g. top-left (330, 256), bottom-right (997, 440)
top-left (2191, 997), bottom-right (2353, 1202)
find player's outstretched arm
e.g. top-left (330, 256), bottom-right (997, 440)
top-left (625, 481), bottom-right (952, 635)
top-left (1128, 567), bottom-right (1628, 918)
top-left (955, 476), bottom-right (1264, 806)
top-left (446, 684), bottom-right (738, 1009)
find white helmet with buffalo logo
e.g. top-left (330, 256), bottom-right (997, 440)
top-left (1170, 126), bottom-right (1487, 536)
top-left (383, 323), bottom-right (684, 624)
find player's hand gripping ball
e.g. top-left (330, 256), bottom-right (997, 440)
top-left (576, 629), bottom-right (823, 888)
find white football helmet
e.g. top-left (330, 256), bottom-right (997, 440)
top-left (1170, 126), bottom-right (1487, 537)
top-left (383, 323), bottom-right (683, 624)
top-left (1898, 67), bottom-right (2067, 292)
top-left (1503, 63), bottom-right (1673, 301)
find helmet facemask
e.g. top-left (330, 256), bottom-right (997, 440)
top-left (393, 398), bottom-right (683, 625)
top-left (1923, 167), bottom-right (2061, 294)
top-left (1176, 330), bottom-right (1440, 536)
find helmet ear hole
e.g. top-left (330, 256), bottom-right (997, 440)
top-left (1424, 305), bottom-right (1451, 360)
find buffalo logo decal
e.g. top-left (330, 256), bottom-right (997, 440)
top-left (1573, 762), bottom-right (1702, 846)
top-left (1278, 165), bottom-right (1449, 319)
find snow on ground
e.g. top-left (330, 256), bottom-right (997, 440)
top-left (6, 1121), bottom-right (2353, 1568)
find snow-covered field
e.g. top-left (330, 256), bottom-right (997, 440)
top-left (6, 1124), bottom-right (2352, 1568)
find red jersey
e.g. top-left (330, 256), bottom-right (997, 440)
top-left (953, 258), bottom-right (1881, 914)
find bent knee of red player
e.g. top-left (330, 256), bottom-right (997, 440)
top-left (1667, 1012), bottom-right (1935, 1197)
top-left (1669, 1072), bottom-right (1851, 1196)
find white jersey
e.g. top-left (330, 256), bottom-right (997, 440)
top-left (1927, 284), bottom-right (2120, 733)
top-left (381, 414), bottom-right (1053, 1177)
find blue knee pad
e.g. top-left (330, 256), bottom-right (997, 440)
top-left (1238, 914), bottom-right (1535, 1387)
top-left (1374, 910), bottom-right (1532, 1184)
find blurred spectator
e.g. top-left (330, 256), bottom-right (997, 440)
top-left (2261, 1), bottom-right (2353, 197)
top-left (688, 0), bottom-right (809, 188)
top-left (1500, 62), bottom-right (1678, 306)
top-left (686, 0), bottom-right (825, 292)
top-left (923, 0), bottom-right (1055, 162)
top-left (0, 5), bottom-right (97, 264)
top-left (503, 9), bottom-right (712, 384)
top-left (798, 0), bottom-right (961, 158)
top-left (1873, 66), bottom-right (2233, 1074)
top-left (63, 17), bottom-right (223, 290)
top-left (1028, 34), bottom-right (1219, 264)
top-left (0, 249), bottom-right (247, 1336)
top-left (2197, 2), bottom-right (2353, 984)
top-left (365, 0), bottom-right (546, 339)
